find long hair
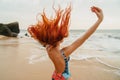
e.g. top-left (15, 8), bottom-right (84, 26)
top-left (28, 5), bottom-right (71, 47)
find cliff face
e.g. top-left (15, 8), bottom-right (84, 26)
top-left (0, 22), bottom-right (20, 37)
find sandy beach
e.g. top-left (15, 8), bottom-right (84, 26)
top-left (0, 37), bottom-right (120, 80)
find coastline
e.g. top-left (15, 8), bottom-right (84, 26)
top-left (0, 36), bottom-right (120, 80)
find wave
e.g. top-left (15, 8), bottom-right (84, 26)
top-left (71, 55), bottom-right (120, 70)
top-left (96, 57), bottom-right (120, 70)
top-left (107, 35), bottom-right (120, 40)
top-left (27, 54), bottom-right (120, 71)
top-left (26, 55), bottom-right (48, 64)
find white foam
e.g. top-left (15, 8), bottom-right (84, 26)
top-left (96, 57), bottom-right (120, 70)
top-left (114, 70), bottom-right (120, 76)
top-left (26, 55), bottom-right (48, 64)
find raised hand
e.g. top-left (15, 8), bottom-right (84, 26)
top-left (91, 6), bottom-right (104, 21)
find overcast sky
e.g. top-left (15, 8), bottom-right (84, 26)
top-left (0, 0), bottom-right (120, 30)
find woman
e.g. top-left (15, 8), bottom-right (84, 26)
top-left (28, 5), bottom-right (103, 80)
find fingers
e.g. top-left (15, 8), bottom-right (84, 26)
top-left (91, 6), bottom-right (103, 16)
top-left (91, 6), bottom-right (103, 21)
top-left (91, 6), bottom-right (102, 13)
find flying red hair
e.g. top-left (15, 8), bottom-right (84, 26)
top-left (28, 5), bottom-right (71, 47)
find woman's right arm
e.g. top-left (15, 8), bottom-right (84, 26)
top-left (63, 6), bottom-right (104, 57)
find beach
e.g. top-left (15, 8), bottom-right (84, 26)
top-left (0, 30), bottom-right (120, 80)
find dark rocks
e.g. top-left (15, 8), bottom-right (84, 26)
top-left (0, 22), bottom-right (20, 37)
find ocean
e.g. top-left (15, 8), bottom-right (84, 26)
top-left (19, 29), bottom-right (120, 54)
top-left (69, 30), bottom-right (120, 54)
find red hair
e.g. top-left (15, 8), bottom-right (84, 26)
top-left (28, 5), bottom-right (71, 47)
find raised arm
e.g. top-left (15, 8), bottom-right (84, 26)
top-left (63, 6), bottom-right (104, 57)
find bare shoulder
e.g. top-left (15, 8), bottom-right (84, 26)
top-left (61, 45), bottom-right (73, 57)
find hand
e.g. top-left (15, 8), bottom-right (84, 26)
top-left (91, 6), bottom-right (104, 21)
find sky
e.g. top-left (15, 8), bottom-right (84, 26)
top-left (0, 0), bottom-right (120, 30)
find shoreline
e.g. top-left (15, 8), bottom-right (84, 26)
top-left (0, 37), bottom-right (120, 80)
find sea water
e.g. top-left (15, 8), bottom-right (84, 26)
top-left (69, 30), bottom-right (120, 54)
top-left (19, 29), bottom-right (120, 54)
top-left (18, 29), bottom-right (120, 55)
